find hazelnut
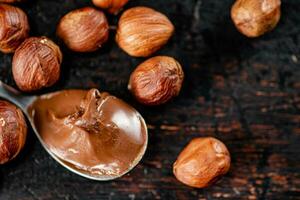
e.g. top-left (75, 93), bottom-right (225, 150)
top-left (12, 37), bottom-right (62, 92)
top-left (173, 137), bottom-right (231, 188)
top-left (128, 56), bottom-right (184, 105)
top-left (57, 7), bottom-right (109, 52)
top-left (0, 100), bottom-right (27, 164)
top-left (0, 0), bottom-right (25, 3)
top-left (116, 6), bottom-right (174, 57)
top-left (0, 3), bottom-right (29, 53)
top-left (231, 0), bottom-right (281, 37)
top-left (92, 0), bottom-right (128, 14)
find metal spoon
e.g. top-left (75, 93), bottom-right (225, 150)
top-left (0, 81), bottom-right (148, 181)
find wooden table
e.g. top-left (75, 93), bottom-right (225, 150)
top-left (0, 0), bottom-right (300, 199)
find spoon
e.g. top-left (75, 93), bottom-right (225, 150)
top-left (0, 81), bottom-right (148, 181)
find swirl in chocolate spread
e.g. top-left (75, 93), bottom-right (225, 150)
top-left (28, 89), bottom-right (147, 178)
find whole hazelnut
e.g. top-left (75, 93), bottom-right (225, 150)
top-left (57, 7), bottom-right (109, 52)
top-left (128, 56), bottom-right (184, 105)
top-left (0, 3), bottom-right (29, 53)
top-left (92, 0), bottom-right (128, 14)
top-left (173, 137), bottom-right (231, 188)
top-left (12, 37), bottom-right (62, 92)
top-left (231, 0), bottom-right (281, 37)
top-left (0, 100), bottom-right (27, 164)
top-left (116, 6), bottom-right (174, 57)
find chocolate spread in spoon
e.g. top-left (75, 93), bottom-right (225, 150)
top-left (28, 89), bottom-right (147, 178)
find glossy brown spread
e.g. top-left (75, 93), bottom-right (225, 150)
top-left (28, 89), bottom-right (147, 178)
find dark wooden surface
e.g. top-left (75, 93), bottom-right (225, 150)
top-left (1, 0), bottom-right (300, 199)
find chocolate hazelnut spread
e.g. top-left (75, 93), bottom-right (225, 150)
top-left (28, 89), bottom-right (147, 178)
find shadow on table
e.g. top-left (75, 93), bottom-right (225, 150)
top-left (0, 171), bottom-right (2, 190)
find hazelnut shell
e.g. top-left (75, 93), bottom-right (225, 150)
top-left (12, 37), bottom-right (62, 92)
top-left (231, 0), bottom-right (281, 37)
top-left (0, 3), bottom-right (29, 53)
top-left (116, 6), bottom-right (174, 57)
top-left (173, 137), bottom-right (231, 188)
top-left (0, 100), bottom-right (27, 164)
top-left (92, 0), bottom-right (128, 14)
top-left (57, 7), bottom-right (109, 52)
top-left (128, 56), bottom-right (184, 105)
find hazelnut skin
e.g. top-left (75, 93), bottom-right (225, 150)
top-left (0, 100), bottom-right (27, 164)
top-left (173, 137), bottom-right (231, 188)
top-left (231, 0), bottom-right (281, 37)
top-left (116, 6), bottom-right (174, 57)
top-left (128, 56), bottom-right (184, 105)
top-left (92, 0), bottom-right (128, 14)
top-left (57, 7), bottom-right (109, 52)
top-left (12, 37), bottom-right (62, 92)
top-left (0, 3), bottom-right (29, 53)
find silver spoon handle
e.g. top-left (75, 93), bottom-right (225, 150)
top-left (0, 81), bottom-right (35, 112)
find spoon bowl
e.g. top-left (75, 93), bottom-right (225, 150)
top-left (0, 82), bottom-right (148, 181)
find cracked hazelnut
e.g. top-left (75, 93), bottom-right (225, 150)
top-left (0, 3), bottom-right (29, 53)
top-left (57, 7), bottom-right (109, 52)
top-left (0, 100), bottom-right (27, 164)
top-left (116, 6), bottom-right (174, 57)
top-left (128, 56), bottom-right (184, 105)
top-left (173, 137), bottom-right (231, 188)
top-left (12, 37), bottom-right (62, 92)
top-left (231, 0), bottom-right (281, 37)
top-left (92, 0), bottom-right (128, 14)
